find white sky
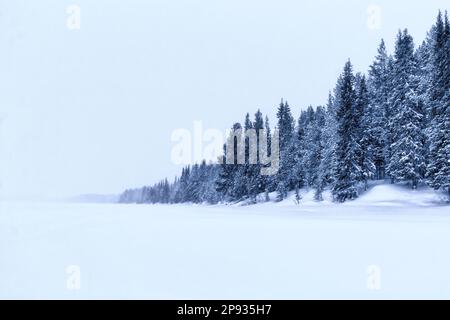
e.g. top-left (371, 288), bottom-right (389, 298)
top-left (0, 0), bottom-right (448, 199)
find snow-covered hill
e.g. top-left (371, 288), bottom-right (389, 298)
top-left (240, 182), bottom-right (448, 208)
top-left (351, 183), bottom-right (448, 207)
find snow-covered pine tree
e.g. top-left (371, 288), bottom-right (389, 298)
top-left (275, 100), bottom-right (294, 201)
top-left (216, 123), bottom-right (242, 201)
top-left (355, 74), bottom-right (375, 190)
top-left (186, 163), bottom-right (201, 202)
top-left (216, 145), bottom-right (232, 200)
top-left (263, 116), bottom-right (276, 194)
top-left (196, 160), bottom-right (208, 203)
top-left (170, 176), bottom-right (180, 203)
top-left (301, 106), bottom-right (316, 188)
top-left (317, 92), bottom-right (337, 190)
top-left (415, 32), bottom-right (435, 177)
top-left (162, 178), bottom-right (170, 203)
top-left (311, 106), bottom-right (327, 200)
top-left (386, 29), bottom-right (426, 189)
top-left (204, 164), bottom-right (222, 204)
top-left (292, 111), bottom-right (305, 186)
top-left (367, 39), bottom-right (391, 180)
top-left (246, 109), bottom-right (266, 203)
top-left (332, 60), bottom-right (360, 202)
top-left (233, 114), bottom-right (252, 201)
top-left (427, 11), bottom-right (450, 196)
top-left (303, 106), bottom-right (326, 196)
top-left (415, 29), bottom-right (435, 120)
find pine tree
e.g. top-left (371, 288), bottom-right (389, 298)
top-left (275, 100), bottom-right (295, 200)
top-left (204, 164), bottom-right (222, 204)
top-left (302, 106), bottom-right (317, 188)
top-left (311, 107), bottom-right (327, 200)
top-left (263, 116), bottom-right (276, 193)
top-left (292, 111), bottom-right (307, 189)
top-left (303, 106), bottom-right (326, 195)
top-left (318, 93), bottom-right (337, 189)
top-left (355, 74), bottom-right (375, 190)
top-left (233, 114), bottom-right (253, 201)
top-left (427, 11), bottom-right (450, 196)
top-left (367, 39), bottom-right (391, 179)
top-left (332, 60), bottom-right (360, 202)
top-left (387, 30), bottom-right (426, 189)
top-left (162, 178), bottom-right (170, 203)
top-left (216, 124), bottom-right (242, 201)
top-left (246, 110), bottom-right (266, 203)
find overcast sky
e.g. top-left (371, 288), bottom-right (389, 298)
top-left (0, 0), bottom-right (447, 199)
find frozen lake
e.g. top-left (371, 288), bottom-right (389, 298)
top-left (1, 192), bottom-right (450, 299)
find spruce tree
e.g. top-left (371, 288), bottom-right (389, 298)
top-left (247, 110), bottom-right (266, 202)
top-left (387, 30), bottom-right (426, 189)
top-left (318, 93), bottom-right (337, 189)
top-left (263, 116), bottom-right (276, 193)
top-left (367, 39), bottom-right (391, 179)
top-left (355, 74), bottom-right (375, 190)
top-left (427, 11), bottom-right (450, 196)
top-left (275, 100), bottom-right (294, 201)
top-left (332, 60), bottom-right (360, 202)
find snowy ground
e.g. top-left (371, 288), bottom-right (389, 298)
top-left (1, 184), bottom-right (449, 299)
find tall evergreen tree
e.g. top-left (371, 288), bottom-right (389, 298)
top-left (387, 30), bottom-right (426, 189)
top-left (216, 123), bottom-right (242, 201)
top-left (275, 100), bottom-right (295, 201)
top-left (246, 110), bottom-right (266, 202)
top-left (367, 39), bottom-right (391, 179)
top-left (291, 111), bottom-right (307, 191)
top-left (264, 116), bottom-right (276, 193)
top-left (332, 60), bottom-right (360, 202)
top-left (427, 11), bottom-right (450, 196)
top-left (233, 114), bottom-right (253, 201)
top-left (355, 74), bottom-right (375, 190)
top-left (318, 92), bottom-right (337, 189)
top-left (306, 106), bottom-right (326, 199)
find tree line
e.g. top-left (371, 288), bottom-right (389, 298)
top-left (120, 11), bottom-right (450, 204)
